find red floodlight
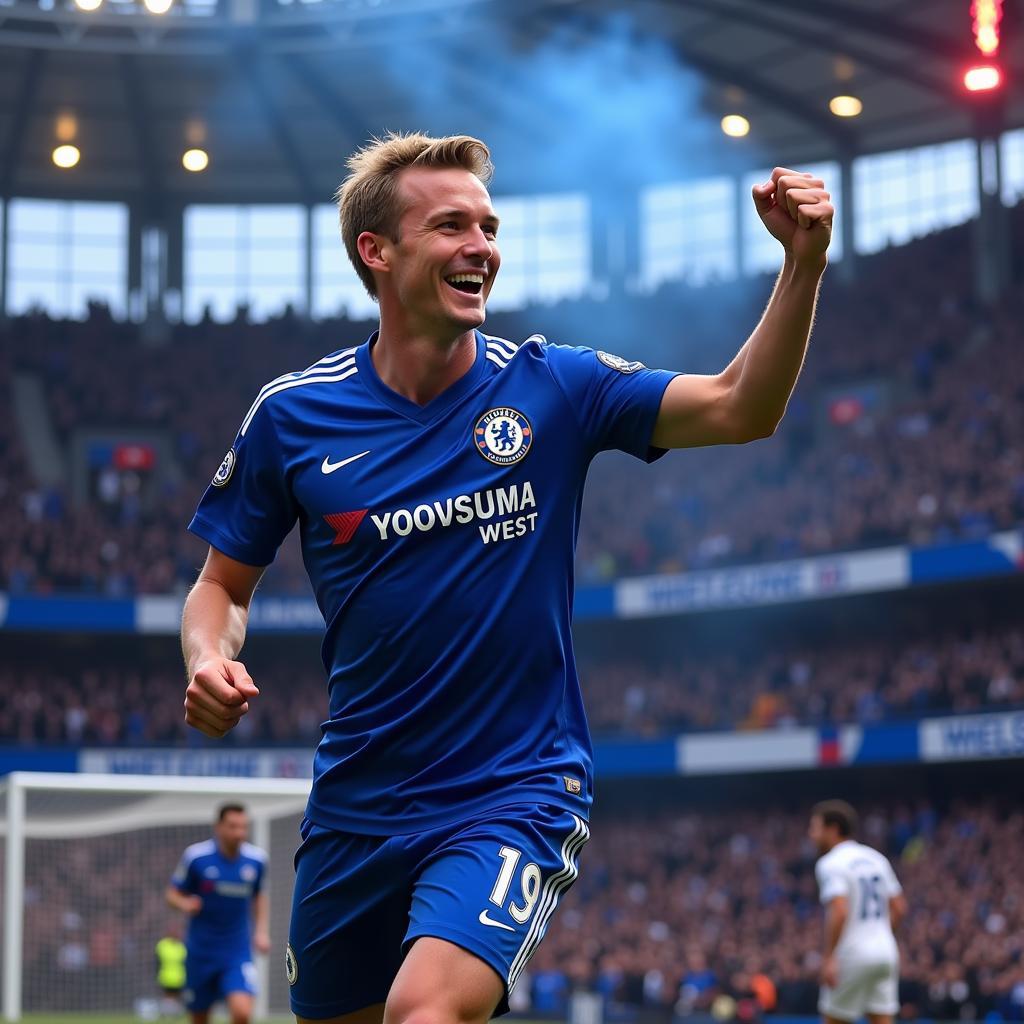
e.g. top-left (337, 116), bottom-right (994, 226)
top-left (963, 64), bottom-right (1003, 91)
top-left (971, 0), bottom-right (1003, 56)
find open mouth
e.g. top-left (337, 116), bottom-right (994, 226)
top-left (444, 273), bottom-right (484, 296)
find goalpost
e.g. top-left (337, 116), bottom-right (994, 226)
top-left (0, 772), bottom-right (311, 1023)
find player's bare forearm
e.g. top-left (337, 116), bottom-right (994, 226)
top-left (181, 549), bottom-right (265, 738)
top-left (824, 896), bottom-right (848, 956)
top-left (181, 577), bottom-right (250, 678)
top-left (721, 257), bottom-right (824, 437)
top-left (890, 893), bottom-right (908, 932)
top-left (651, 169), bottom-right (831, 449)
top-left (165, 886), bottom-right (196, 913)
top-left (252, 891), bottom-right (271, 954)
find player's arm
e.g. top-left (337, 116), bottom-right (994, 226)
top-left (165, 885), bottom-right (202, 915)
top-left (889, 892), bottom-right (908, 930)
top-left (181, 547), bottom-right (266, 738)
top-left (650, 168), bottom-right (832, 450)
top-left (820, 894), bottom-right (848, 987)
top-left (252, 890), bottom-right (271, 955)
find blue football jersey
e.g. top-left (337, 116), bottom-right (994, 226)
top-left (170, 839), bottom-right (266, 961)
top-left (189, 332), bottom-right (678, 834)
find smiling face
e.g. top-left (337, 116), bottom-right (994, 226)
top-left (369, 165), bottom-right (501, 335)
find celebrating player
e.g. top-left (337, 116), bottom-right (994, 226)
top-left (181, 131), bottom-right (832, 1024)
top-left (810, 800), bottom-right (907, 1024)
top-left (165, 803), bottom-right (270, 1024)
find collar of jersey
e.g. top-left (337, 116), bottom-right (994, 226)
top-left (356, 329), bottom-right (488, 425)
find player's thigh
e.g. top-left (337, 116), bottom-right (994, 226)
top-left (398, 805), bottom-right (590, 1020)
top-left (297, 1002), bottom-right (386, 1024)
top-left (864, 960), bottom-right (899, 1021)
top-left (385, 936), bottom-right (504, 1024)
top-left (289, 821), bottom-right (414, 1020)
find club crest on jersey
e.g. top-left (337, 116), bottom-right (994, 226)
top-left (597, 350), bottom-right (645, 374)
top-left (212, 448), bottom-right (236, 487)
top-left (474, 408), bottom-right (533, 466)
top-left (285, 944), bottom-right (298, 986)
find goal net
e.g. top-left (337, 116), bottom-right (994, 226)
top-left (0, 772), bottom-right (310, 1022)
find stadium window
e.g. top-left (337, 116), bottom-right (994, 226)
top-left (6, 199), bottom-right (127, 318)
top-left (1000, 127), bottom-right (1024, 207)
top-left (741, 162), bottom-right (843, 275)
top-left (640, 177), bottom-right (738, 289)
top-left (183, 204), bottom-right (305, 323)
top-left (486, 193), bottom-right (590, 312)
top-left (853, 140), bottom-right (978, 255)
top-left (311, 204), bottom-right (380, 322)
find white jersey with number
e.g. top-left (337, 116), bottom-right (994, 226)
top-left (815, 839), bottom-right (901, 959)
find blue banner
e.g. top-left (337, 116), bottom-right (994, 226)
top-left (1, 530), bottom-right (1021, 633)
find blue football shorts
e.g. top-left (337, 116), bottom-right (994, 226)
top-left (184, 954), bottom-right (258, 1011)
top-left (286, 803), bottom-right (590, 1020)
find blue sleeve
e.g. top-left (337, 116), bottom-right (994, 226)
top-left (187, 399), bottom-right (298, 567)
top-left (544, 344), bottom-right (680, 462)
top-left (170, 853), bottom-right (196, 894)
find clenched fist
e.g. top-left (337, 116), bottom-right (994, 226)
top-left (185, 656), bottom-right (259, 738)
top-left (753, 166), bottom-right (833, 268)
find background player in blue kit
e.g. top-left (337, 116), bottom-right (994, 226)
top-left (166, 803), bottom-right (270, 1024)
top-left (180, 132), bottom-right (832, 1024)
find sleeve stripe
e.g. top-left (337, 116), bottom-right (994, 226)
top-left (240, 364), bottom-right (358, 436)
top-left (240, 347), bottom-right (358, 428)
top-left (483, 335), bottom-right (518, 358)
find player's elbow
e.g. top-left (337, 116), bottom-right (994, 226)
top-left (725, 389), bottom-right (782, 443)
top-left (164, 887), bottom-right (179, 910)
top-left (730, 412), bottom-right (779, 444)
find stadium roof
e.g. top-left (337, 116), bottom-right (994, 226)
top-left (1, 0), bottom-right (1022, 205)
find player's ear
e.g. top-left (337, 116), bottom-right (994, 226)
top-left (356, 231), bottom-right (390, 275)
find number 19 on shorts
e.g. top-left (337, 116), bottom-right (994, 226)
top-left (489, 846), bottom-right (541, 924)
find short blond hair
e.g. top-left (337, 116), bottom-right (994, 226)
top-left (336, 131), bottom-right (494, 300)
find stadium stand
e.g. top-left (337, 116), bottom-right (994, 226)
top-left (2, 215), bottom-right (1022, 597)
top-left (15, 792), bottom-right (1024, 1019)
top-left (3, 591), bottom-right (1022, 744)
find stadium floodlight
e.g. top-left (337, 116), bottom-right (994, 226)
top-left (720, 114), bottom-right (750, 138)
top-left (144, 0), bottom-right (174, 14)
top-left (52, 144), bottom-right (80, 168)
top-left (73, 0), bottom-right (104, 11)
top-left (183, 147), bottom-right (209, 172)
top-left (1, 772), bottom-right (311, 1022)
top-left (963, 64), bottom-right (1002, 91)
top-left (829, 95), bottom-right (863, 117)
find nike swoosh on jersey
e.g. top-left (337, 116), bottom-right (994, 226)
top-left (478, 909), bottom-right (515, 932)
top-left (321, 451), bottom-right (371, 474)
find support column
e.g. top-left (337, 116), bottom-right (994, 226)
top-left (304, 204), bottom-right (314, 318)
top-left (835, 149), bottom-right (857, 284)
top-left (973, 132), bottom-right (1010, 306)
top-left (0, 199), bottom-right (8, 319)
top-left (165, 202), bottom-right (185, 322)
top-left (3, 777), bottom-right (26, 1022)
top-left (250, 814), bottom-right (272, 1023)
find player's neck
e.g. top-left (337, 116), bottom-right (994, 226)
top-left (371, 321), bottom-right (478, 407)
top-left (216, 839), bottom-right (241, 859)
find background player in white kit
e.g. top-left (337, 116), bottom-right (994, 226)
top-left (810, 800), bottom-right (908, 1024)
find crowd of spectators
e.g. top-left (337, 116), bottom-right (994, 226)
top-left (1, 216), bottom-right (1022, 595)
top-left (3, 608), bottom-right (1021, 745)
top-left (19, 796), bottom-right (1024, 1020)
top-left (527, 798), bottom-right (1024, 1021)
